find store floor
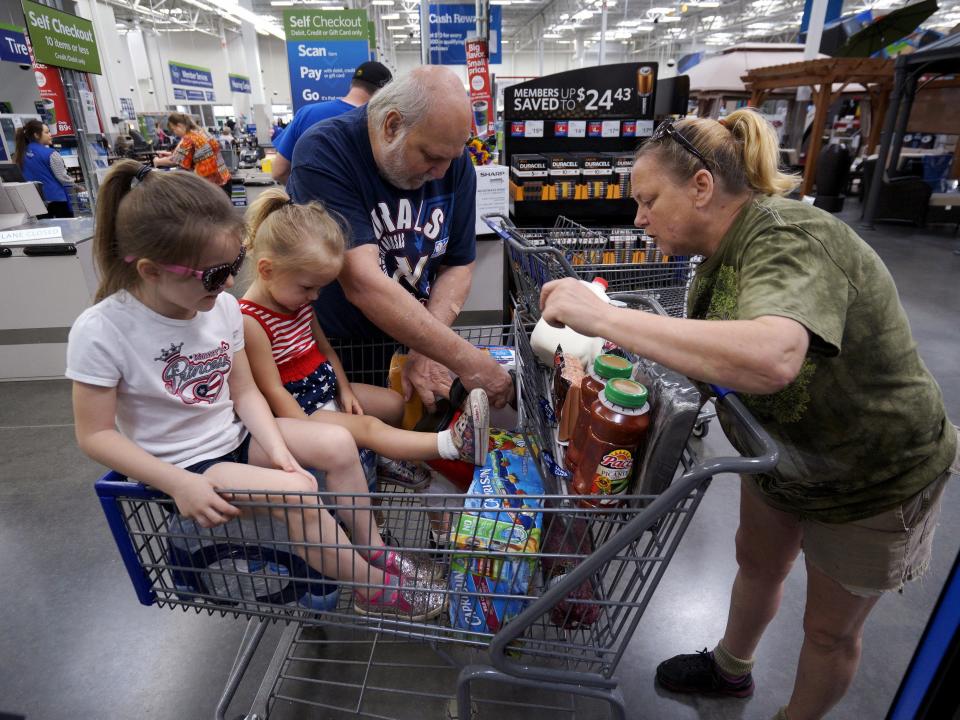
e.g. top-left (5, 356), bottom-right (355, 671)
top-left (1, 205), bottom-right (957, 720)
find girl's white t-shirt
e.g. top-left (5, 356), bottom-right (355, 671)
top-left (66, 290), bottom-right (247, 468)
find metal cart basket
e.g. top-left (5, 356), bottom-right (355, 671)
top-left (96, 310), bottom-right (776, 720)
top-left (483, 213), bottom-right (699, 321)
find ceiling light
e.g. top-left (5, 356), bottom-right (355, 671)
top-left (381, 12), bottom-right (401, 19)
top-left (387, 24), bottom-right (406, 29)
top-left (543, 32), bottom-right (562, 38)
top-left (572, 9), bottom-right (594, 21)
top-left (559, 12), bottom-right (569, 19)
top-left (557, 39), bottom-right (573, 43)
top-left (371, 0), bottom-right (394, 4)
top-left (491, 0), bottom-right (512, 4)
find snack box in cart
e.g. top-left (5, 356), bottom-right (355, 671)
top-left (449, 448), bottom-right (544, 632)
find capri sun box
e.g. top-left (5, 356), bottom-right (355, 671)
top-left (449, 447), bottom-right (544, 633)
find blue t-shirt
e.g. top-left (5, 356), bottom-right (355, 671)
top-left (288, 106), bottom-right (477, 340)
top-left (274, 99), bottom-right (356, 160)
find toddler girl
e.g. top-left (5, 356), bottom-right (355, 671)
top-left (239, 188), bottom-right (489, 469)
top-left (67, 161), bottom-right (444, 620)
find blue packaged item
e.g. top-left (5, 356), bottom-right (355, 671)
top-left (449, 448), bottom-right (544, 632)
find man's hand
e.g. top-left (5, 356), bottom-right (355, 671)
top-left (540, 278), bottom-right (611, 337)
top-left (401, 351), bottom-right (454, 411)
top-left (460, 350), bottom-right (513, 409)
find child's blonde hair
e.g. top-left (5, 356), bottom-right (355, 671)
top-left (244, 188), bottom-right (346, 277)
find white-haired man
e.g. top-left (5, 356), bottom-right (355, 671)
top-left (288, 66), bottom-right (512, 410)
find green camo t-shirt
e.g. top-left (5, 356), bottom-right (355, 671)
top-left (688, 194), bottom-right (956, 523)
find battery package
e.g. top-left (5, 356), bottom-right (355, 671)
top-left (543, 153), bottom-right (580, 201)
top-left (607, 152), bottom-right (636, 199)
top-left (509, 154), bottom-right (549, 202)
top-left (449, 448), bottom-right (545, 632)
top-left (575, 153), bottom-right (614, 201)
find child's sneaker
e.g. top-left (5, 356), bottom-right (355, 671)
top-left (353, 574), bottom-right (446, 622)
top-left (385, 549), bottom-right (445, 582)
top-left (450, 388), bottom-right (490, 466)
top-left (377, 457), bottom-right (433, 490)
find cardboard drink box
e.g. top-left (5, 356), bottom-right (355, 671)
top-left (449, 448), bottom-right (544, 632)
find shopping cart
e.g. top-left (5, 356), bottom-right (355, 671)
top-left (95, 309), bottom-right (777, 720)
top-left (483, 214), bottom-right (699, 321)
top-left (485, 213), bottom-right (714, 438)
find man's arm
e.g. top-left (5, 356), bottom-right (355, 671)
top-left (424, 262), bottom-right (473, 326)
top-left (340, 245), bottom-right (511, 406)
top-left (271, 153), bottom-right (291, 184)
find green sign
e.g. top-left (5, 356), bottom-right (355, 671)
top-left (367, 20), bottom-right (376, 51)
top-left (283, 9), bottom-right (368, 41)
top-left (21, 0), bottom-right (101, 74)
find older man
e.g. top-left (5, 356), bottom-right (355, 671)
top-left (288, 66), bottom-right (512, 409)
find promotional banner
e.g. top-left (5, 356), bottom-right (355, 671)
top-left (425, 4), bottom-right (501, 65)
top-left (0, 22), bottom-right (31, 65)
top-left (169, 61), bottom-right (213, 89)
top-left (229, 73), bottom-right (251, 94)
top-left (283, 9), bottom-right (370, 112)
top-left (22, 0), bottom-right (101, 74)
top-left (505, 62), bottom-right (657, 122)
top-left (33, 62), bottom-right (73, 136)
top-left (465, 38), bottom-right (492, 137)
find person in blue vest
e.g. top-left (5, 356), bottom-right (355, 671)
top-left (14, 119), bottom-right (74, 218)
top-left (271, 61), bottom-right (393, 185)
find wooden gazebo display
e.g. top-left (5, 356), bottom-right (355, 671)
top-left (742, 58), bottom-right (895, 196)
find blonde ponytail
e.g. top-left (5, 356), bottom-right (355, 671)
top-left (636, 109), bottom-right (799, 197)
top-left (243, 189), bottom-right (345, 277)
top-left (721, 109), bottom-right (799, 196)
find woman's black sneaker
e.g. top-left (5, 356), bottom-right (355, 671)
top-left (656, 649), bottom-right (755, 698)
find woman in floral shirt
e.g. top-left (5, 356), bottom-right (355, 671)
top-left (153, 112), bottom-right (232, 197)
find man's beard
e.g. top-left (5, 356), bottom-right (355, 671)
top-left (379, 133), bottom-right (431, 190)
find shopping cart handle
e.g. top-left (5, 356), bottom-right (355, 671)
top-left (710, 384), bottom-right (734, 398)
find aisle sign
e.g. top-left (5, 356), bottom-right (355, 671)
top-left (22, 0), bottom-right (101, 74)
top-left (0, 22), bottom-right (31, 65)
top-left (283, 9), bottom-right (370, 112)
top-left (229, 73), bottom-right (251, 94)
top-left (169, 61), bottom-right (213, 89)
top-left (505, 62), bottom-right (657, 121)
top-left (424, 4), bottom-right (501, 65)
top-left (119, 96), bottom-right (136, 120)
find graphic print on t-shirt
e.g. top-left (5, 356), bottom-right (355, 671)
top-left (370, 192), bottom-right (454, 300)
top-left (155, 341), bottom-right (232, 405)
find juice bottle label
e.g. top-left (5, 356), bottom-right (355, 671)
top-left (591, 448), bottom-right (633, 497)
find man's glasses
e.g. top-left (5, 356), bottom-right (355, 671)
top-left (125, 247), bottom-right (245, 292)
top-left (650, 120), bottom-right (710, 169)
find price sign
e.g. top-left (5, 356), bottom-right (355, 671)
top-left (505, 62), bottom-right (657, 121)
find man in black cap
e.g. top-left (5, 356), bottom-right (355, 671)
top-left (271, 61), bottom-right (392, 183)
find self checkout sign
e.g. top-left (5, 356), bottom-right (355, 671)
top-left (506, 62), bottom-right (657, 121)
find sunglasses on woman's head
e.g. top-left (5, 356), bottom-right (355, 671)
top-left (650, 120), bottom-right (710, 169)
top-left (125, 246), bottom-right (245, 292)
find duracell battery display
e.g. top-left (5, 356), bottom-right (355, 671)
top-left (509, 154), bottom-right (549, 202)
top-left (607, 152), bottom-right (636, 200)
top-left (549, 228), bottom-right (670, 267)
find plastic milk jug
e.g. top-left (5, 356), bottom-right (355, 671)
top-left (530, 277), bottom-right (609, 366)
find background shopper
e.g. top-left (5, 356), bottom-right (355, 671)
top-left (13, 119), bottom-right (74, 218)
top-left (540, 108), bottom-right (958, 720)
top-left (288, 66), bottom-right (512, 410)
top-left (271, 61), bottom-right (393, 185)
top-left (153, 112), bottom-right (232, 198)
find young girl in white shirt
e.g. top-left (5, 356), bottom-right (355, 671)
top-left (67, 160), bottom-right (444, 620)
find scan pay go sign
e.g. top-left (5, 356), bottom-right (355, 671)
top-left (283, 9), bottom-right (369, 113)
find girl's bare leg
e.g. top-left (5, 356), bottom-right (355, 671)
top-left (352, 384), bottom-right (404, 427)
top-left (307, 410), bottom-right (440, 460)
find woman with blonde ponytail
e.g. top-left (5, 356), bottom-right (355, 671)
top-left (540, 110), bottom-right (956, 720)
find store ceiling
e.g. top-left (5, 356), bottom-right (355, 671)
top-left (109, 0), bottom-right (960, 61)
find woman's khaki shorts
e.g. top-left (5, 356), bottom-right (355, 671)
top-left (744, 441), bottom-right (958, 597)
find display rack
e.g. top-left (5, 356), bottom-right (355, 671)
top-left (503, 63), bottom-right (658, 227)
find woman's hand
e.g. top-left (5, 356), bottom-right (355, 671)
top-left (540, 278), bottom-right (611, 337)
top-left (173, 475), bottom-right (241, 528)
top-left (338, 383), bottom-right (364, 415)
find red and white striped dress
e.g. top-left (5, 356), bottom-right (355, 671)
top-left (238, 299), bottom-right (327, 384)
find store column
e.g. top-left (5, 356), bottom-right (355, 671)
top-left (239, 0), bottom-right (271, 145)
